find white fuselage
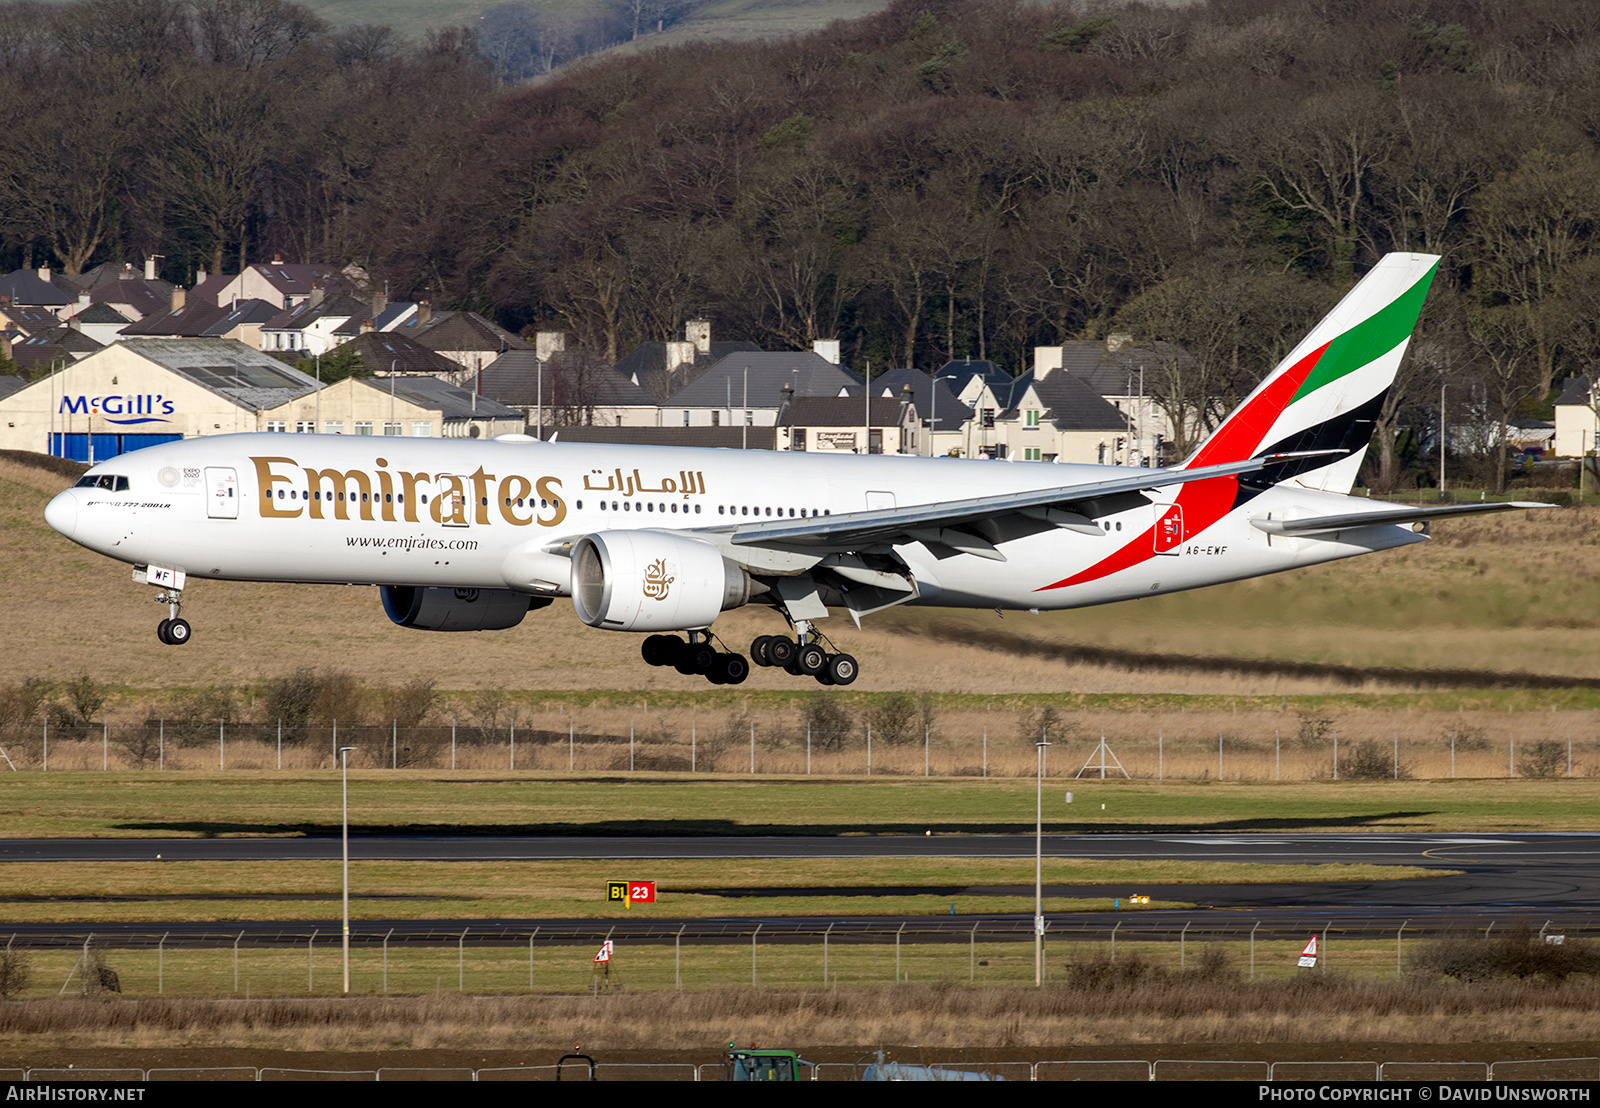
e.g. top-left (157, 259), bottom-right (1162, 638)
top-left (45, 433), bottom-right (1425, 617)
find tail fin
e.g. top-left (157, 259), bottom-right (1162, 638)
top-left (1184, 252), bottom-right (1441, 492)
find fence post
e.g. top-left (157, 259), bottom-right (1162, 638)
top-left (1180, 921), bottom-right (1189, 970)
top-left (749, 721), bottom-right (754, 775)
top-left (459, 929), bottom-right (468, 991)
top-left (234, 932), bottom-right (242, 993)
top-left (509, 722), bottom-right (514, 771)
top-left (691, 719), bottom-right (696, 773)
top-left (42, 719), bottom-right (47, 772)
top-left (308, 929), bottom-right (317, 993)
top-left (970, 922), bottom-right (978, 983)
top-left (383, 928), bottom-right (393, 993)
top-left (452, 718), bottom-right (456, 771)
top-left (824, 923), bottom-right (833, 986)
top-left (1250, 921), bottom-right (1260, 981)
top-left (570, 717), bottom-right (574, 772)
top-left (924, 724), bottom-right (929, 777)
top-left (158, 932), bottom-right (167, 994)
top-left (1111, 920), bottom-right (1121, 964)
top-left (529, 927), bottom-right (537, 990)
top-left (160, 720), bottom-right (163, 771)
top-left (751, 924), bottom-right (761, 989)
top-left (220, 719), bottom-right (225, 771)
top-left (277, 719), bottom-right (282, 770)
top-left (675, 924), bottom-right (684, 990)
top-left (867, 724), bottom-right (872, 777)
top-left (630, 721), bottom-right (634, 772)
top-left (806, 723), bottom-right (810, 775)
top-left (1397, 919), bottom-right (1408, 977)
top-left (392, 720), bottom-right (397, 769)
top-left (103, 720), bottom-right (108, 771)
top-left (982, 726), bottom-right (987, 778)
top-left (895, 923), bottom-right (904, 983)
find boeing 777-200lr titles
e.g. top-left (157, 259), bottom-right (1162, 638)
top-left (45, 253), bottom-right (1547, 686)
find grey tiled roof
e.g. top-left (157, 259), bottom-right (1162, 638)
top-left (535, 425), bottom-right (777, 450)
top-left (0, 269), bottom-right (71, 306)
top-left (356, 374), bottom-right (521, 422)
top-left (780, 395), bottom-right (912, 427)
top-left (670, 351), bottom-right (857, 409)
top-left (479, 350), bottom-right (653, 409)
top-left (864, 365), bottom-right (972, 431)
top-left (343, 332), bottom-right (462, 377)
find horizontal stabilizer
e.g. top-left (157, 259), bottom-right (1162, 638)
top-left (1251, 500), bottom-right (1554, 536)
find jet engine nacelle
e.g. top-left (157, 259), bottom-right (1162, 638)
top-left (571, 530), bottom-right (751, 631)
top-left (381, 585), bottom-right (548, 631)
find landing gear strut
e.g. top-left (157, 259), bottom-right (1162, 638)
top-left (641, 630), bottom-right (749, 685)
top-left (154, 590), bottom-right (191, 646)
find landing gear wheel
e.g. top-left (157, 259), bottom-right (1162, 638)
top-left (750, 636), bottom-right (773, 667)
top-left (825, 652), bottom-right (858, 686)
top-left (156, 619), bottom-right (172, 645)
top-left (796, 643), bottom-right (826, 676)
top-left (676, 641), bottom-right (716, 675)
top-left (766, 637), bottom-right (796, 668)
top-left (717, 653), bottom-right (750, 685)
top-left (165, 618), bottom-right (192, 645)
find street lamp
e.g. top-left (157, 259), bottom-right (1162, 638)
top-left (929, 373), bottom-right (960, 457)
top-left (340, 745), bottom-right (356, 994)
top-left (1034, 733), bottom-right (1051, 987)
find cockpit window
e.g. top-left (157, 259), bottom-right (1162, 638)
top-left (73, 475), bottom-right (129, 491)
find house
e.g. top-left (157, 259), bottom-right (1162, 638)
top-left (612, 319), bottom-right (761, 401)
top-left (200, 256), bottom-right (362, 312)
top-left (337, 332), bottom-right (463, 381)
top-left (860, 365), bottom-right (974, 457)
top-left (54, 258), bottom-right (176, 322)
top-left (662, 351), bottom-right (858, 429)
top-left (259, 374), bottom-right (524, 441)
top-left (0, 268), bottom-right (71, 310)
top-left (990, 368), bottom-right (1130, 463)
top-left (479, 348), bottom-right (658, 429)
top-left (120, 293), bottom-right (282, 346)
top-left (777, 395), bottom-right (918, 455)
top-left (1032, 336), bottom-right (1184, 465)
top-left (1554, 376), bottom-right (1597, 457)
top-left (394, 307), bottom-right (529, 378)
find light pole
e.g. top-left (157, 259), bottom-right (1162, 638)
top-left (1439, 382), bottom-right (1447, 495)
top-left (1035, 733), bottom-right (1051, 987)
top-left (929, 373), bottom-right (959, 457)
top-left (340, 745), bottom-right (355, 994)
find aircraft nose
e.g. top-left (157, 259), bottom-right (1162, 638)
top-left (44, 489), bottom-right (77, 540)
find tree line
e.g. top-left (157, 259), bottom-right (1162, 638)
top-left (5, 0), bottom-right (1600, 489)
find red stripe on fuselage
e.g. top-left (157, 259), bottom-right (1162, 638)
top-left (1035, 342), bottom-right (1328, 592)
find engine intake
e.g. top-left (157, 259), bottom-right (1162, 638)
top-left (381, 586), bottom-right (548, 631)
top-left (571, 531), bottom-right (750, 631)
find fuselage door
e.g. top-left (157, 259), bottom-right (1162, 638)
top-left (866, 490), bottom-right (896, 511)
top-left (205, 467), bottom-right (238, 519)
top-left (1154, 504), bottom-right (1183, 554)
top-left (433, 474), bottom-right (470, 528)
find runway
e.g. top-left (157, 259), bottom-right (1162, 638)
top-left (6, 833), bottom-right (1600, 917)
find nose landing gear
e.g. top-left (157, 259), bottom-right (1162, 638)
top-left (153, 589), bottom-right (190, 646)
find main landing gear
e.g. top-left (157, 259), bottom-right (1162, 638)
top-left (641, 631), bottom-right (750, 685)
top-left (154, 589), bottom-right (191, 646)
top-left (750, 629), bottom-right (858, 686)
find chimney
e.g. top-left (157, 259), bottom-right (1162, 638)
top-left (197, 265), bottom-right (208, 285)
top-left (361, 318), bottom-right (375, 334)
top-left (536, 331), bottom-right (566, 362)
top-left (170, 286), bottom-right (186, 313)
top-left (77, 290), bottom-right (90, 309)
top-left (272, 253), bottom-right (284, 265)
top-left (1033, 346), bottom-right (1064, 378)
top-left (309, 283), bottom-right (324, 308)
top-left (144, 256), bottom-right (157, 281)
top-left (68, 315), bottom-right (81, 332)
top-left (1106, 333), bottom-right (1133, 353)
top-left (813, 339), bottom-right (840, 365)
top-left (371, 292), bottom-right (386, 317)
top-left (0, 332), bottom-right (10, 362)
top-left (37, 265), bottom-right (50, 283)
top-left (417, 300), bottom-right (433, 326)
top-left (685, 318), bottom-right (711, 355)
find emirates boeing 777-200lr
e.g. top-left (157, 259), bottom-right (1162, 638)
top-left (44, 253), bottom-right (1549, 686)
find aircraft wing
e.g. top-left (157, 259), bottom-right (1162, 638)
top-left (1250, 500), bottom-right (1555, 536)
top-left (724, 453), bottom-right (1316, 556)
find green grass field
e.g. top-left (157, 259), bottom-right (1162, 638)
top-left (5, 770), bottom-right (1600, 838)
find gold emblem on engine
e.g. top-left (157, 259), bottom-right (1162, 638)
top-left (642, 558), bottom-right (674, 600)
